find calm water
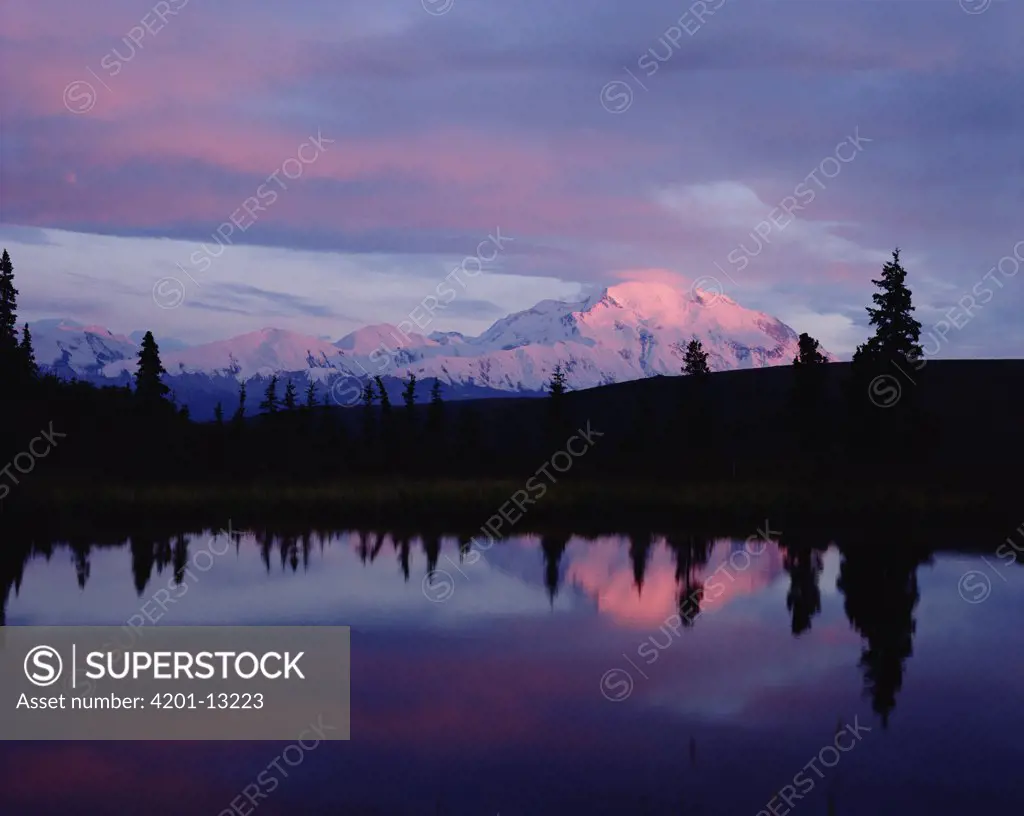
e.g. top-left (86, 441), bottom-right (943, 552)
top-left (2, 526), bottom-right (1023, 815)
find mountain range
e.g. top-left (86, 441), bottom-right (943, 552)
top-left (28, 281), bottom-right (829, 419)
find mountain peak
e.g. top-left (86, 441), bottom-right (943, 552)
top-left (32, 284), bottom-right (825, 412)
top-left (596, 279), bottom-right (737, 314)
top-left (334, 323), bottom-right (435, 354)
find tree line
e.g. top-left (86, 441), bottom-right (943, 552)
top-left (1, 245), bottom-right (937, 495)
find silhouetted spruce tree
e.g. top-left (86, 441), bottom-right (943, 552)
top-left (627, 531), bottom-right (653, 596)
top-left (70, 540), bottom-right (92, 589)
top-left (374, 375), bottom-right (391, 414)
top-left (172, 535), bottom-right (189, 585)
top-left (456, 533), bottom-right (473, 562)
top-left (402, 373), bottom-right (417, 410)
top-left (0, 249), bottom-right (18, 380)
top-left (301, 380), bottom-right (318, 441)
top-left (130, 537), bottom-right (156, 596)
top-left (260, 375), bottom-right (280, 414)
top-left (540, 532), bottom-right (570, 605)
top-left (548, 363), bottom-right (568, 398)
top-left (794, 332), bottom-right (828, 366)
top-left (428, 379), bottom-right (444, 433)
top-left (837, 546), bottom-right (922, 729)
top-left (791, 331), bottom-right (829, 475)
top-left (211, 401), bottom-right (226, 467)
top-left (853, 248), bottom-right (922, 367)
top-left (134, 331), bottom-right (170, 409)
top-left (667, 534), bottom-right (710, 627)
top-left (356, 529), bottom-right (378, 564)
top-left (849, 248), bottom-right (926, 472)
top-left (421, 534), bottom-right (441, 576)
top-left (546, 363), bottom-right (570, 445)
top-left (682, 337), bottom-right (710, 378)
top-left (283, 378), bottom-right (297, 411)
top-left (233, 381), bottom-right (247, 427)
top-left (400, 374), bottom-right (418, 465)
top-left (373, 375), bottom-right (394, 467)
top-left (361, 380), bottom-right (376, 408)
top-left (680, 337), bottom-right (715, 476)
top-left (19, 323), bottom-right (37, 379)
top-left (678, 576), bottom-right (705, 627)
top-left (154, 533), bottom-right (173, 572)
top-left (783, 544), bottom-right (823, 636)
top-left (1, 544), bottom-right (33, 626)
top-left (395, 533), bottom-right (412, 581)
top-left (359, 380), bottom-right (377, 463)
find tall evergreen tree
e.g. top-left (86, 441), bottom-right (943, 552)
top-left (847, 249), bottom-right (926, 474)
top-left (19, 323), bottom-right (37, 379)
top-left (837, 546), bottom-right (922, 729)
top-left (784, 545), bottom-right (824, 636)
top-left (260, 375), bottom-right (280, 414)
top-left (304, 381), bottom-right (317, 409)
top-left (793, 332), bottom-right (828, 366)
top-left (402, 373), bottom-right (417, 410)
top-left (546, 363), bottom-right (570, 443)
top-left (374, 375), bottom-right (391, 414)
top-left (233, 381), bottom-right (247, 426)
top-left (540, 532), bottom-right (570, 604)
top-left (214, 402), bottom-right (224, 425)
top-left (0, 249), bottom-right (20, 378)
top-left (360, 380), bottom-right (377, 450)
top-left (680, 337), bottom-right (714, 476)
top-left (134, 331), bottom-right (170, 406)
top-left (360, 380), bottom-right (376, 408)
top-left (402, 374), bottom-right (418, 447)
top-left (791, 332), bottom-right (830, 474)
top-left (373, 375), bottom-right (394, 465)
top-left (853, 248), bottom-right (922, 365)
top-left (682, 337), bottom-right (711, 378)
top-left (428, 379), bottom-right (443, 433)
top-left (548, 363), bottom-right (568, 397)
top-left (283, 378), bottom-right (297, 411)
top-left (628, 532), bottom-right (653, 596)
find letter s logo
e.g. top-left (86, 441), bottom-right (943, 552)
top-left (24, 646), bottom-right (63, 687)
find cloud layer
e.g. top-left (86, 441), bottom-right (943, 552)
top-left (1, 0), bottom-right (1021, 355)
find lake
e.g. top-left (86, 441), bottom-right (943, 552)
top-left (2, 523), bottom-right (1023, 815)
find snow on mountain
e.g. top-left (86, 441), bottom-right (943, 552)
top-left (29, 319), bottom-right (138, 376)
top-left (129, 330), bottom-right (189, 353)
top-left (428, 331), bottom-right (468, 346)
top-left (31, 281), bottom-right (828, 401)
top-left (344, 281), bottom-right (823, 391)
top-left (334, 324), bottom-right (437, 356)
top-left (101, 328), bottom-right (345, 380)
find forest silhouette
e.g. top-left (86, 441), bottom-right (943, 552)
top-left (2, 247), bottom-right (1022, 523)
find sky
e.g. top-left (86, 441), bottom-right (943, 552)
top-left (0, 0), bottom-right (1021, 357)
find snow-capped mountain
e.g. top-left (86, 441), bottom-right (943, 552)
top-left (30, 319), bottom-right (139, 377)
top-left (391, 282), bottom-right (815, 389)
top-left (30, 281), bottom-right (827, 416)
top-left (317, 281), bottom-right (820, 391)
top-left (101, 328), bottom-right (343, 381)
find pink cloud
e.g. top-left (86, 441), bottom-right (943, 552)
top-left (564, 538), bottom-right (786, 629)
top-left (610, 268), bottom-right (694, 288)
